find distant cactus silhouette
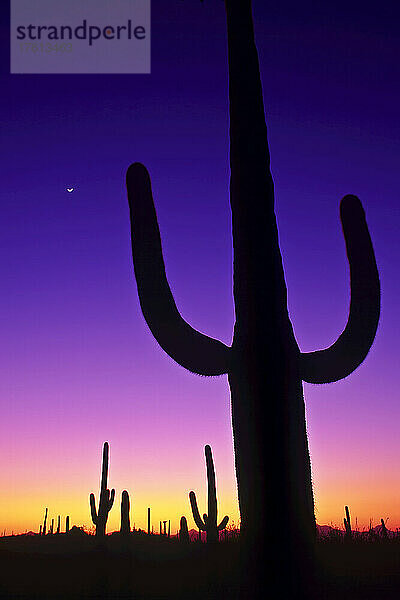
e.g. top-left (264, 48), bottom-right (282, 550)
top-left (42, 508), bottom-right (48, 536)
top-left (50, 519), bottom-right (54, 535)
top-left (56, 515), bottom-right (60, 534)
top-left (66, 516), bottom-right (70, 534)
top-left (126, 0), bottom-right (380, 596)
top-left (120, 490), bottom-right (131, 535)
top-left (344, 506), bottom-right (352, 540)
top-left (90, 441), bottom-right (115, 537)
top-left (381, 518), bottom-right (388, 538)
top-left (179, 516), bottom-right (190, 543)
top-left (189, 445), bottom-right (229, 543)
top-left (147, 507), bottom-right (151, 535)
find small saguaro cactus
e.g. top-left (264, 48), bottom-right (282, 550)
top-left (179, 516), bottom-right (190, 544)
top-left (147, 507), bottom-right (151, 535)
top-left (56, 515), bottom-right (60, 534)
top-left (120, 490), bottom-right (131, 535)
top-left (90, 441), bottom-right (115, 537)
top-left (50, 519), bottom-right (54, 535)
top-left (381, 518), bottom-right (388, 538)
top-left (66, 516), bottom-right (70, 534)
top-left (42, 508), bottom-right (48, 536)
top-left (189, 445), bottom-right (229, 543)
top-left (344, 506), bottom-right (352, 540)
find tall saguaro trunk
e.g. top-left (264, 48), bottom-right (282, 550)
top-left (226, 2), bottom-right (316, 594)
top-left (126, 0), bottom-right (380, 597)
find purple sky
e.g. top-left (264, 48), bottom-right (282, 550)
top-left (0, 1), bottom-right (399, 533)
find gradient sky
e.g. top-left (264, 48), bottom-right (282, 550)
top-left (0, 0), bottom-right (399, 535)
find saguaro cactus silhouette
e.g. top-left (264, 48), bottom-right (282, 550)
top-left (380, 518), bottom-right (388, 538)
top-left (344, 506), bottom-right (352, 540)
top-left (120, 490), bottom-right (131, 535)
top-left (42, 507), bottom-right (48, 536)
top-left (90, 441), bottom-right (115, 537)
top-left (179, 516), bottom-right (190, 544)
top-left (189, 445), bottom-right (229, 543)
top-left (126, 0), bottom-right (380, 596)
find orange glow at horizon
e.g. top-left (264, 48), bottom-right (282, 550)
top-left (2, 469), bottom-right (400, 535)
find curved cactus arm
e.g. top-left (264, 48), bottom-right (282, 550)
top-left (217, 515), bottom-right (229, 531)
top-left (189, 491), bottom-right (206, 531)
top-left (89, 493), bottom-right (98, 524)
top-left (300, 195), bottom-right (380, 384)
top-left (108, 488), bottom-right (115, 510)
top-left (126, 162), bottom-right (231, 376)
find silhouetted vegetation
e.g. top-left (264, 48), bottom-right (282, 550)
top-left (189, 445), bottom-right (229, 543)
top-left (126, 0), bottom-right (380, 597)
top-left (89, 442), bottom-right (115, 537)
top-left (344, 505), bottom-right (352, 540)
top-left (0, 0), bottom-right (384, 598)
top-left (1, 525), bottom-right (400, 599)
top-left (0, 439), bottom-right (399, 599)
top-left (120, 491), bottom-right (131, 535)
top-left (42, 507), bottom-right (48, 536)
top-left (179, 516), bottom-right (190, 544)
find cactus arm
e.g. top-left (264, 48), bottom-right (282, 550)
top-left (217, 515), bottom-right (229, 531)
top-left (126, 162), bottom-right (231, 376)
top-left (109, 488), bottom-right (115, 510)
top-left (189, 491), bottom-right (206, 531)
top-left (300, 195), bottom-right (380, 384)
top-left (90, 493), bottom-right (98, 524)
